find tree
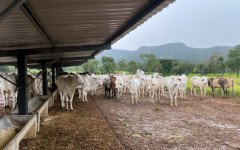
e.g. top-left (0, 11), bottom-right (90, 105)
top-left (207, 53), bottom-right (220, 74)
top-left (140, 53), bottom-right (160, 73)
top-left (217, 56), bottom-right (226, 76)
top-left (117, 59), bottom-right (127, 71)
top-left (227, 45), bottom-right (240, 77)
top-left (127, 61), bottom-right (138, 74)
top-left (82, 59), bottom-right (99, 73)
top-left (196, 63), bottom-right (205, 75)
top-left (101, 56), bottom-right (115, 74)
top-left (159, 59), bottom-right (173, 76)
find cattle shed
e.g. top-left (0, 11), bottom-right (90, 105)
top-left (0, 0), bottom-right (175, 114)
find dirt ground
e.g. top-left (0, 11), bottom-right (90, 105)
top-left (19, 95), bottom-right (123, 150)
top-left (92, 90), bottom-right (240, 150)
top-left (1, 90), bottom-right (240, 149)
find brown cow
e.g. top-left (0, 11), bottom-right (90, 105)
top-left (110, 75), bottom-right (116, 98)
top-left (208, 77), bottom-right (228, 99)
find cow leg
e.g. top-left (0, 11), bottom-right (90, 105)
top-left (84, 91), bottom-right (88, 102)
top-left (191, 86), bottom-right (193, 95)
top-left (200, 87), bottom-right (203, 97)
top-left (131, 93), bottom-right (134, 104)
top-left (174, 90), bottom-right (178, 106)
top-left (65, 95), bottom-right (69, 110)
top-left (212, 88), bottom-right (215, 97)
top-left (78, 89), bottom-right (82, 99)
top-left (136, 91), bottom-right (138, 103)
top-left (4, 92), bottom-right (9, 108)
top-left (59, 92), bottom-right (65, 108)
top-left (194, 87), bottom-right (197, 96)
top-left (70, 93), bottom-right (74, 111)
top-left (11, 91), bottom-right (16, 110)
top-left (169, 91), bottom-right (173, 106)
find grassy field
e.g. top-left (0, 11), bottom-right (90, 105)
top-left (185, 73), bottom-right (240, 98)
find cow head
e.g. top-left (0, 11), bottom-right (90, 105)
top-left (202, 77), bottom-right (208, 85)
top-left (208, 78), bottom-right (213, 87)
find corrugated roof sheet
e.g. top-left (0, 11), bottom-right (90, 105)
top-left (0, 0), bottom-right (175, 67)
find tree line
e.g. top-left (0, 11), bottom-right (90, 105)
top-left (80, 45), bottom-right (240, 77)
top-left (0, 45), bottom-right (239, 77)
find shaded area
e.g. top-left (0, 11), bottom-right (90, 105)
top-left (19, 96), bottom-right (123, 150)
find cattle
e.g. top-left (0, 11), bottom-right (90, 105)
top-left (125, 78), bottom-right (141, 104)
top-left (0, 73), bottom-right (17, 110)
top-left (136, 69), bottom-right (145, 76)
top-left (56, 74), bottom-right (84, 110)
top-left (115, 77), bottom-right (124, 100)
top-left (104, 79), bottom-right (111, 98)
top-left (167, 75), bottom-right (181, 106)
top-left (146, 78), bottom-right (161, 103)
top-left (190, 76), bottom-right (208, 97)
top-left (178, 75), bottom-right (188, 98)
top-left (137, 75), bottom-right (147, 97)
top-left (226, 77), bottom-right (235, 96)
top-left (161, 77), bottom-right (170, 97)
top-left (208, 77), bottom-right (228, 99)
top-left (110, 75), bottom-right (116, 98)
top-left (81, 74), bottom-right (102, 102)
top-left (27, 75), bottom-right (38, 99)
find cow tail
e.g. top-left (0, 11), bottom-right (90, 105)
top-left (226, 88), bottom-right (227, 94)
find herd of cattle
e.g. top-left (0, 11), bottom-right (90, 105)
top-left (0, 72), bottom-right (50, 110)
top-left (0, 69), bottom-right (236, 111)
top-left (55, 69), bottom-right (236, 110)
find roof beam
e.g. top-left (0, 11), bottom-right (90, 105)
top-left (106, 0), bottom-right (165, 44)
top-left (20, 3), bottom-right (55, 47)
top-left (28, 60), bottom-right (86, 69)
top-left (28, 56), bottom-right (94, 64)
top-left (0, 0), bottom-right (26, 23)
top-left (0, 43), bottom-right (111, 57)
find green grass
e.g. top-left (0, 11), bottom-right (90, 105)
top-left (185, 73), bottom-right (240, 98)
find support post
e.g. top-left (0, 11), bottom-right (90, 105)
top-left (56, 66), bottom-right (59, 77)
top-left (17, 53), bottom-right (28, 115)
top-left (42, 62), bottom-right (47, 95)
top-left (51, 66), bottom-right (56, 89)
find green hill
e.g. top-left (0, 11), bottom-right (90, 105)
top-left (96, 43), bottom-right (233, 64)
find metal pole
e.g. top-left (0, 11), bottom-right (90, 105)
top-left (56, 66), bottom-right (59, 77)
top-left (42, 62), bottom-right (47, 95)
top-left (17, 53), bottom-right (28, 115)
top-left (51, 66), bottom-right (56, 89)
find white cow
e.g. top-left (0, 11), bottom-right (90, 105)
top-left (178, 74), bottom-right (188, 98)
top-left (81, 74), bottom-right (102, 102)
top-left (115, 77), bottom-right (124, 100)
top-left (56, 74), bottom-right (84, 110)
top-left (167, 75), bottom-right (181, 106)
top-left (161, 77), bottom-right (170, 96)
top-left (136, 69), bottom-right (145, 76)
top-left (0, 73), bottom-right (18, 110)
top-left (190, 76), bottom-right (208, 97)
top-left (125, 78), bottom-right (141, 104)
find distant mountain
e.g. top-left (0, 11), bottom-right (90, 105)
top-left (96, 43), bottom-right (234, 64)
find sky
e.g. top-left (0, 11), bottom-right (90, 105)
top-left (112, 0), bottom-right (240, 50)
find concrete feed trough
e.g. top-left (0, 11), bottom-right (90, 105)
top-left (12, 95), bottom-right (50, 132)
top-left (0, 115), bottom-right (37, 150)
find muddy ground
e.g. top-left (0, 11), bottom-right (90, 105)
top-left (92, 90), bottom-right (240, 150)
top-left (1, 90), bottom-right (240, 149)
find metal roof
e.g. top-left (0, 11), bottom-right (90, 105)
top-left (0, 0), bottom-right (175, 68)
